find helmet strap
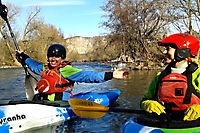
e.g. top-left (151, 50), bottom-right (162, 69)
top-left (174, 48), bottom-right (190, 62)
top-left (187, 57), bottom-right (199, 65)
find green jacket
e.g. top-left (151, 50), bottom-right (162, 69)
top-left (140, 66), bottom-right (200, 109)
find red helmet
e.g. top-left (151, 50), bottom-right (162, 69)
top-left (158, 33), bottom-right (200, 56)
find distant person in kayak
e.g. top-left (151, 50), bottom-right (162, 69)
top-left (16, 44), bottom-right (128, 101)
top-left (140, 33), bottom-right (200, 121)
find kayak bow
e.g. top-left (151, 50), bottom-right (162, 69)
top-left (120, 114), bottom-right (200, 133)
top-left (0, 89), bottom-right (120, 132)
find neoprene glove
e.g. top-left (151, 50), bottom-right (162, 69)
top-left (16, 52), bottom-right (29, 65)
top-left (184, 104), bottom-right (200, 121)
top-left (142, 100), bottom-right (166, 115)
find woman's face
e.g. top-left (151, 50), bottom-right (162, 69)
top-left (48, 56), bottom-right (62, 68)
top-left (163, 46), bottom-right (176, 64)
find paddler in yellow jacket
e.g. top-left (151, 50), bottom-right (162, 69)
top-left (140, 33), bottom-right (200, 121)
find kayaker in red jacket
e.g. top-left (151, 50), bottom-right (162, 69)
top-left (16, 44), bottom-right (128, 101)
top-left (140, 33), bottom-right (200, 121)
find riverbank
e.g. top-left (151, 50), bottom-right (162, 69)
top-left (0, 59), bottom-right (165, 70)
top-left (0, 66), bottom-right (21, 69)
top-left (110, 60), bottom-right (165, 70)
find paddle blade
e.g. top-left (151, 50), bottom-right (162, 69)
top-left (69, 98), bottom-right (109, 119)
top-left (72, 109), bottom-right (107, 119)
top-left (25, 67), bottom-right (38, 100)
top-left (25, 75), bottom-right (37, 100)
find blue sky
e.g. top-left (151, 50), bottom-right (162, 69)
top-left (2, 0), bottom-right (107, 38)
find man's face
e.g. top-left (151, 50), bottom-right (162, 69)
top-left (48, 56), bottom-right (62, 67)
top-left (163, 46), bottom-right (176, 64)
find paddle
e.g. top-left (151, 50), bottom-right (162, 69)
top-left (68, 98), bottom-right (146, 119)
top-left (0, 2), bottom-right (38, 100)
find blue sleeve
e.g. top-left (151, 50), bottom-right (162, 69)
top-left (24, 58), bottom-right (106, 83)
top-left (25, 58), bottom-right (43, 75)
top-left (68, 70), bottom-right (106, 83)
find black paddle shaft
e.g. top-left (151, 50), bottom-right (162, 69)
top-left (109, 107), bottom-right (147, 114)
top-left (0, 1), bottom-right (38, 100)
top-left (0, 3), bottom-right (19, 50)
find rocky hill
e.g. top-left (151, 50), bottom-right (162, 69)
top-left (65, 36), bottom-right (110, 62)
top-left (66, 36), bottom-right (95, 54)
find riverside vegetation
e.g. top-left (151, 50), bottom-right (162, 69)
top-left (1, 0), bottom-right (200, 70)
top-left (0, 35), bottom-right (165, 70)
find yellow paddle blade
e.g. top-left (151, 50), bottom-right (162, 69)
top-left (72, 109), bottom-right (107, 119)
top-left (68, 98), bottom-right (109, 119)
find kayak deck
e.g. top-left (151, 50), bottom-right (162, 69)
top-left (0, 100), bottom-right (69, 107)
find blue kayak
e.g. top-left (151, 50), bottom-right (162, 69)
top-left (120, 113), bottom-right (200, 133)
top-left (0, 89), bottom-right (120, 133)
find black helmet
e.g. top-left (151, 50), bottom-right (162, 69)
top-left (47, 44), bottom-right (66, 59)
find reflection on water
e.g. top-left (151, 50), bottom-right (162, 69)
top-left (0, 62), bottom-right (159, 133)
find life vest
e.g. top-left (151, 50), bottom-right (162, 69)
top-left (37, 61), bottom-right (74, 95)
top-left (157, 63), bottom-right (200, 111)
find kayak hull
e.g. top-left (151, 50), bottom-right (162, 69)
top-left (120, 115), bottom-right (200, 133)
top-left (0, 89), bottom-right (120, 133)
top-left (0, 104), bottom-right (70, 133)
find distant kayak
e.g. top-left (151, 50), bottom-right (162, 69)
top-left (120, 113), bottom-right (200, 133)
top-left (0, 89), bottom-right (120, 133)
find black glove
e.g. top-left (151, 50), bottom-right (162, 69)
top-left (16, 52), bottom-right (29, 65)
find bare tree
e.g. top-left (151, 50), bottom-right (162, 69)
top-left (22, 6), bottom-right (42, 40)
top-left (0, 4), bottom-right (66, 65)
top-left (101, 0), bottom-right (173, 59)
top-left (19, 22), bottom-right (66, 63)
top-left (0, 4), bottom-right (21, 65)
top-left (169, 0), bottom-right (200, 34)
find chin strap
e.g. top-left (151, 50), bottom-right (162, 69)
top-left (187, 57), bottom-right (199, 66)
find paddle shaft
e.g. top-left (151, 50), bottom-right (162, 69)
top-left (5, 19), bottom-right (19, 50)
top-left (68, 99), bottom-right (150, 119)
top-left (0, 5), bottom-right (19, 50)
top-left (0, 4), bottom-right (34, 74)
top-left (0, 3), bottom-right (39, 100)
top-left (0, 2), bottom-right (37, 72)
top-left (109, 107), bottom-right (146, 114)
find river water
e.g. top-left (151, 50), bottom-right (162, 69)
top-left (0, 62), bottom-right (159, 133)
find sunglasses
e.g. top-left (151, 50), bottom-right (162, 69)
top-left (48, 55), bottom-right (62, 58)
top-left (49, 54), bottom-right (62, 58)
top-left (165, 46), bottom-right (177, 51)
